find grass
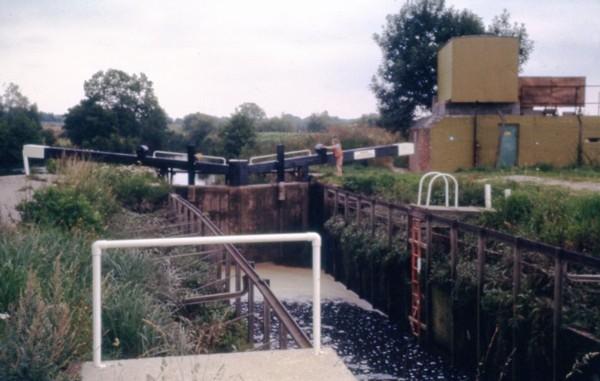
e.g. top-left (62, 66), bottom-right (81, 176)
top-left (1, 160), bottom-right (247, 380)
top-left (247, 125), bottom-right (400, 157)
top-left (319, 164), bottom-right (600, 255)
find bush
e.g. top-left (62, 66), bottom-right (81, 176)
top-left (106, 169), bottom-right (170, 213)
top-left (18, 187), bottom-right (104, 232)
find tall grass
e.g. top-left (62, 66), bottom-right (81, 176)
top-left (2, 160), bottom-right (246, 380)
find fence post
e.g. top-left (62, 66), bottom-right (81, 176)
top-left (370, 201), bottom-right (376, 235)
top-left (235, 263), bottom-right (241, 316)
top-left (387, 206), bottom-right (393, 247)
top-left (344, 193), bottom-right (348, 221)
top-left (356, 196), bottom-right (361, 224)
top-left (476, 229), bottom-right (487, 377)
top-left (263, 279), bottom-right (272, 349)
top-left (449, 221), bottom-right (458, 365)
top-left (512, 239), bottom-right (522, 380)
top-left (333, 190), bottom-right (338, 217)
top-left (553, 252), bottom-right (566, 381)
top-left (247, 276), bottom-right (255, 344)
top-left (279, 324), bottom-right (288, 349)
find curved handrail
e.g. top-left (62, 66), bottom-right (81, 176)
top-left (417, 172), bottom-right (442, 206)
top-left (425, 173), bottom-right (459, 207)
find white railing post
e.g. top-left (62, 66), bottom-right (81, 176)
top-left (91, 233), bottom-right (322, 367)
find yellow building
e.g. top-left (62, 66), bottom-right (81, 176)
top-left (409, 35), bottom-right (599, 172)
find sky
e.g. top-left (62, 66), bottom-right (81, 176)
top-left (0, 0), bottom-right (599, 119)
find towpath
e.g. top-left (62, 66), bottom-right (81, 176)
top-left (0, 174), bottom-right (55, 225)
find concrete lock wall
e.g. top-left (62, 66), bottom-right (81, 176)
top-left (414, 115), bottom-right (600, 172)
top-left (176, 182), bottom-right (310, 263)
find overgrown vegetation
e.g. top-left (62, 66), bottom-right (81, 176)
top-left (322, 165), bottom-right (600, 256)
top-left (0, 161), bottom-right (245, 380)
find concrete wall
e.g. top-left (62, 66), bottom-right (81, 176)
top-left (437, 36), bottom-right (519, 104)
top-left (177, 182), bottom-right (310, 263)
top-left (411, 115), bottom-right (600, 172)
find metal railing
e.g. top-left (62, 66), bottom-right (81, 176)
top-left (152, 150), bottom-right (227, 165)
top-left (322, 184), bottom-right (600, 381)
top-left (249, 149), bottom-right (312, 164)
top-left (91, 194), bottom-right (321, 368)
top-left (167, 195), bottom-right (318, 349)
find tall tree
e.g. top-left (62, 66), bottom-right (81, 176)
top-left (487, 9), bottom-right (534, 68)
top-left (219, 112), bottom-right (256, 158)
top-left (235, 102), bottom-right (266, 123)
top-left (0, 83), bottom-right (45, 167)
top-left (182, 112), bottom-right (219, 150)
top-left (63, 69), bottom-right (168, 151)
top-left (372, 0), bottom-right (532, 135)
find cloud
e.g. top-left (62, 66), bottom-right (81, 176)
top-left (0, 0), bottom-right (598, 118)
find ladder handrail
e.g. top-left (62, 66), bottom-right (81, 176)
top-left (417, 172), bottom-right (446, 206)
top-left (417, 171), bottom-right (459, 208)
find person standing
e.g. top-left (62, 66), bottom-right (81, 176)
top-left (326, 138), bottom-right (343, 176)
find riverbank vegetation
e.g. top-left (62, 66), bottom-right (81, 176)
top-left (0, 161), bottom-right (246, 381)
top-left (320, 164), bottom-right (600, 256)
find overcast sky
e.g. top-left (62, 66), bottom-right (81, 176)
top-left (1, 0), bottom-right (599, 119)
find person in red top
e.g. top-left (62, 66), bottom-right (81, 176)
top-left (326, 138), bottom-right (343, 176)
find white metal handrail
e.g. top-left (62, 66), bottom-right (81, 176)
top-left (91, 232), bottom-right (322, 368)
top-left (249, 149), bottom-right (312, 164)
top-left (152, 150), bottom-right (227, 165)
top-left (417, 171), bottom-right (459, 208)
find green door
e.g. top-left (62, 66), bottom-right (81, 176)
top-left (497, 124), bottom-right (518, 167)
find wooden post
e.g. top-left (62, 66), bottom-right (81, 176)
top-left (263, 279), bottom-right (272, 349)
top-left (235, 263), bottom-right (241, 316)
top-left (476, 229), bottom-right (487, 375)
top-left (356, 196), bottom-right (361, 224)
top-left (387, 206), bottom-right (393, 247)
top-left (225, 250), bottom-right (232, 292)
top-left (553, 253), bottom-right (566, 381)
top-left (370, 201), bottom-right (376, 235)
top-left (344, 193), bottom-right (348, 221)
top-left (512, 239), bottom-right (522, 380)
top-left (333, 190), bottom-right (338, 217)
top-left (247, 277), bottom-right (255, 344)
top-left (449, 221), bottom-right (458, 365)
top-left (279, 324), bottom-right (288, 349)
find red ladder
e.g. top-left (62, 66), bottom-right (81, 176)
top-left (409, 218), bottom-right (423, 336)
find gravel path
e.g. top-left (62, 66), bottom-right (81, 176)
top-left (502, 175), bottom-right (600, 192)
top-left (0, 174), bottom-right (55, 225)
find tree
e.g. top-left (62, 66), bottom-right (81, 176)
top-left (219, 112), bottom-right (256, 158)
top-left (487, 9), bottom-right (534, 68)
top-left (0, 83), bottom-right (45, 167)
top-left (306, 112), bottom-right (330, 133)
top-left (63, 69), bottom-right (168, 152)
top-left (372, 0), bottom-right (533, 135)
top-left (235, 102), bottom-right (266, 122)
top-left (181, 112), bottom-right (219, 150)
